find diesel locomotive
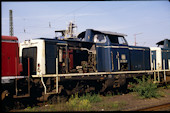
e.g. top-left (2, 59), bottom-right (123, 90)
top-left (18, 28), bottom-right (169, 99)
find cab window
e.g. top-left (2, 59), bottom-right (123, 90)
top-left (93, 34), bottom-right (106, 43)
top-left (118, 37), bottom-right (127, 45)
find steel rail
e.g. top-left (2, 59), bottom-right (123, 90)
top-left (135, 103), bottom-right (170, 111)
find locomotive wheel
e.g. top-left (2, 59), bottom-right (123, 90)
top-left (1, 90), bottom-right (9, 101)
top-left (1, 92), bottom-right (14, 112)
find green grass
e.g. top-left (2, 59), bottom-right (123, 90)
top-left (79, 92), bottom-right (102, 103)
top-left (128, 75), bottom-right (164, 98)
top-left (66, 93), bottom-right (102, 111)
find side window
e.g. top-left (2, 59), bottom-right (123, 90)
top-left (93, 34), bottom-right (106, 43)
top-left (118, 37), bottom-right (127, 45)
top-left (55, 32), bottom-right (64, 39)
top-left (158, 45), bottom-right (164, 48)
top-left (107, 35), bottom-right (119, 44)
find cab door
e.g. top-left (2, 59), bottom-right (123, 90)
top-left (22, 47), bottom-right (37, 75)
top-left (110, 36), bottom-right (130, 71)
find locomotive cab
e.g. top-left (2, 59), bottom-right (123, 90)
top-left (156, 39), bottom-right (170, 48)
top-left (77, 29), bottom-right (130, 72)
top-left (78, 29), bottom-right (150, 72)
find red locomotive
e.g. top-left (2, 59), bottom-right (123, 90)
top-left (1, 36), bottom-right (23, 100)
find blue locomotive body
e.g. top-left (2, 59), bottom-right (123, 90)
top-left (77, 29), bottom-right (151, 72)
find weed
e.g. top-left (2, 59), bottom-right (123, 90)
top-left (79, 93), bottom-right (102, 103)
top-left (128, 75), bottom-right (162, 98)
top-left (66, 93), bottom-right (91, 111)
top-left (111, 101), bottom-right (119, 108)
top-left (66, 93), bottom-right (102, 111)
top-left (24, 106), bottom-right (38, 112)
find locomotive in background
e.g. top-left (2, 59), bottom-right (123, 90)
top-left (1, 23), bottom-right (170, 104)
top-left (151, 39), bottom-right (170, 70)
top-left (1, 36), bottom-right (23, 100)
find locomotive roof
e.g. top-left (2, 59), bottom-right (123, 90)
top-left (99, 30), bottom-right (127, 36)
top-left (156, 39), bottom-right (170, 45)
top-left (2, 35), bottom-right (18, 41)
top-left (78, 29), bottom-right (127, 37)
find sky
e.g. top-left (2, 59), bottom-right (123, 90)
top-left (1, 1), bottom-right (170, 47)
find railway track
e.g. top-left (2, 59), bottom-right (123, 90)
top-left (135, 103), bottom-right (170, 111)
